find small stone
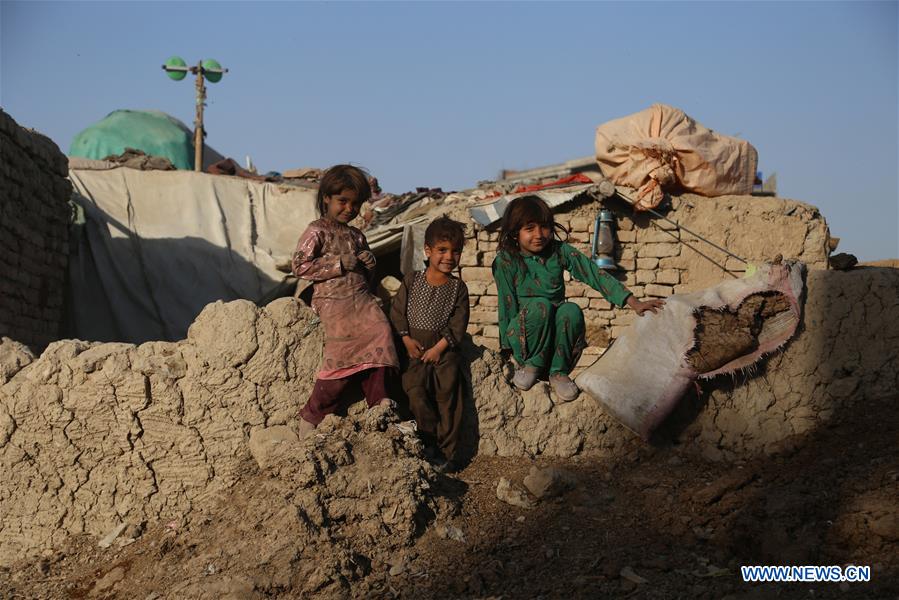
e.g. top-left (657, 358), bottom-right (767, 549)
top-left (123, 522), bottom-right (144, 540)
top-left (496, 477), bottom-right (536, 509)
top-left (435, 523), bottom-right (466, 543)
top-left (98, 523), bottom-right (127, 549)
top-left (523, 466), bottom-right (576, 499)
top-left (388, 558), bottom-right (406, 576)
top-left (516, 516), bottom-right (525, 523)
top-left (620, 566), bottom-right (648, 584)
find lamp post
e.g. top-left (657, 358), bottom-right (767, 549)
top-left (162, 56), bottom-right (228, 171)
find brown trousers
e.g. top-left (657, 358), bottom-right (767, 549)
top-left (402, 329), bottom-right (464, 461)
top-left (301, 366), bottom-right (389, 426)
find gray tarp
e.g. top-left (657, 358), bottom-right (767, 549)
top-left (68, 167), bottom-right (318, 343)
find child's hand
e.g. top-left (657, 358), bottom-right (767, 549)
top-left (402, 336), bottom-right (424, 359)
top-left (626, 295), bottom-right (666, 316)
top-left (357, 250), bottom-right (376, 270)
top-left (421, 345), bottom-right (444, 365)
top-left (339, 253), bottom-right (358, 271)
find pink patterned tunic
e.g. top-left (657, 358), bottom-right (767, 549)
top-left (291, 218), bottom-right (399, 379)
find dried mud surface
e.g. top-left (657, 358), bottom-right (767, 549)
top-left (2, 390), bottom-right (896, 599)
top-left (687, 292), bottom-right (792, 373)
top-left (1, 266), bottom-right (897, 598)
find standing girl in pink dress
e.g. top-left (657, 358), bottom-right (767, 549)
top-left (291, 165), bottom-right (399, 434)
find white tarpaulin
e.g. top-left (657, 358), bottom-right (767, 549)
top-left (68, 167), bottom-right (319, 343)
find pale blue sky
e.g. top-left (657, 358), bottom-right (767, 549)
top-left (2, 1), bottom-right (897, 260)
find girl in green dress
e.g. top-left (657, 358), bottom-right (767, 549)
top-left (491, 195), bottom-right (664, 401)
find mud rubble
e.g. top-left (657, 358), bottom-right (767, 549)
top-left (1, 265), bottom-right (897, 597)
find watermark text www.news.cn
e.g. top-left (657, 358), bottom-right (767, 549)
top-left (741, 565), bottom-right (871, 583)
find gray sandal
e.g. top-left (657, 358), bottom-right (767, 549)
top-left (549, 373), bottom-right (580, 402)
top-left (512, 366), bottom-right (540, 391)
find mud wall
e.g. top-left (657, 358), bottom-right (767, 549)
top-left (2, 266), bottom-right (895, 564)
top-left (678, 266), bottom-right (899, 460)
top-left (0, 109), bottom-right (72, 351)
top-left (461, 194), bottom-right (830, 374)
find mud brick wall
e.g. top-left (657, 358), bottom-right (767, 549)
top-left (0, 109), bottom-right (72, 350)
top-left (461, 193), bottom-right (830, 373)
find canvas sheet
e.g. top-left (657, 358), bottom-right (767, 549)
top-left (68, 167), bottom-right (319, 343)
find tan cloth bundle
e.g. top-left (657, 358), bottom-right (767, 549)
top-left (594, 104), bottom-right (758, 210)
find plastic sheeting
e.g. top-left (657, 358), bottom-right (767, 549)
top-left (595, 104), bottom-right (758, 211)
top-left (67, 167), bottom-right (318, 343)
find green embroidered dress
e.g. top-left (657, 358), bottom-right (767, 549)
top-left (492, 242), bottom-right (632, 375)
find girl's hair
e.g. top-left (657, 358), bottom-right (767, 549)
top-left (317, 164), bottom-right (372, 216)
top-left (497, 195), bottom-right (568, 255)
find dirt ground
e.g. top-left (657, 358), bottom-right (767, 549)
top-left (2, 389), bottom-right (896, 600)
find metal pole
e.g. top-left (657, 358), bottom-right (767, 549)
top-left (194, 63), bottom-right (205, 172)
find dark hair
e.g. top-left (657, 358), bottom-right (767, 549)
top-left (498, 195), bottom-right (568, 255)
top-left (425, 216), bottom-right (466, 249)
top-left (317, 164), bottom-right (372, 216)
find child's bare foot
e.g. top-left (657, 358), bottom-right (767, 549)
top-left (296, 417), bottom-right (316, 438)
top-left (549, 373), bottom-right (579, 402)
top-left (376, 397), bottom-right (396, 409)
top-left (512, 366), bottom-right (540, 391)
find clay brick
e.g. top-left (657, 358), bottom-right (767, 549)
top-left (468, 309), bottom-right (498, 324)
top-left (567, 232), bottom-right (591, 244)
top-left (638, 243), bottom-right (680, 258)
top-left (460, 246), bottom-right (481, 267)
top-left (566, 281), bottom-right (589, 297)
top-left (461, 267), bottom-right (493, 282)
top-left (478, 295), bottom-right (498, 308)
top-left (636, 270), bottom-right (655, 284)
top-left (644, 283), bottom-right (674, 297)
top-left (569, 297), bottom-right (590, 309)
top-left (569, 217), bottom-right (592, 232)
top-left (656, 269), bottom-right (680, 285)
top-left (482, 325), bottom-right (499, 338)
top-left (616, 229), bottom-right (636, 243)
top-left (472, 335), bottom-right (500, 351)
top-left (636, 227), bottom-right (679, 243)
top-left (466, 281), bottom-right (489, 296)
top-left (637, 257), bottom-right (659, 270)
top-left (589, 298), bottom-right (612, 310)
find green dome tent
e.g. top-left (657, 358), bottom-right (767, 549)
top-left (69, 109), bottom-right (223, 170)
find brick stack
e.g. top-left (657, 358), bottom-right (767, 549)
top-left (0, 109), bottom-right (72, 350)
